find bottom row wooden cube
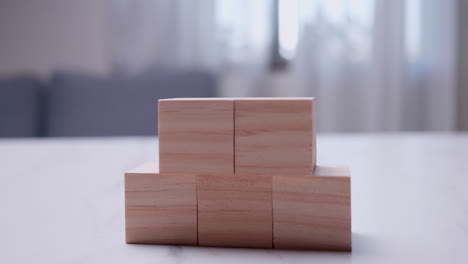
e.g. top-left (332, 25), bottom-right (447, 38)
top-left (273, 165), bottom-right (351, 251)
top-left (125, 163), bottom-right (197, 245)
top-left (197, 174), bottom-right (272, 248)
top-left (125, 164), bottom-right (350, 250)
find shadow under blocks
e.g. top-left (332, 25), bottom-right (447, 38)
top-left (125, 98), bottom-right (351, 251)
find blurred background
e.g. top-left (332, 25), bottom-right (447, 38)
top-left (0, 0), bottom-right (466, 137)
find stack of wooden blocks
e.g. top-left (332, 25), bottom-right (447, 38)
top-left (125, 98), bottom-right (351, 251)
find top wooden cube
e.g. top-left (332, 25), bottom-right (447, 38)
top-left (235, 98), bottom-right (315, 175)
top-left (159, 98), bottom-right (234, 174)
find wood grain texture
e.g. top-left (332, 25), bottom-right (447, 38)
top-left (273, 164), bottom-right (351, 251)
top-left (125, 163), bottom-right (197, 245)
top-left (197, 174), bottom-right (273, 248)
top-left (235, 98), bottom-right (315, 175)
top-left (159, 98), bottom-right (234, 174)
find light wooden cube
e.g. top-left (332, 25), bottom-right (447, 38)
top-left (159, 98), bottom-right (234, 174)
top-left (235, 98), bottom-right (315, 175)
top-left (273, 165), bottom-right (351, 251)
top-left (125, 163), bottom-right (197, 245)
top-left (197, 174), bottom-right (272, 248)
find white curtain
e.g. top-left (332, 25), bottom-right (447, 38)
top-left (109, 0), bottom-right (273, 97)
top-left (290, 0), bottom-right (457, 132)
top-left (108, 0), bottom-right (457, 132)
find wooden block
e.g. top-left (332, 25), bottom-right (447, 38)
top-left (235, 98), bottom-right (315, 175)
top-left (125, 163), bottom-right (197, 245)
top-left (273, 165), bottom-right (351, 251)
top-left (197, 174), bottom-right (272, 248)
top-left (159, 98), bottom-right (234, 174)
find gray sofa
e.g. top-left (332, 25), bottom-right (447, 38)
top-left (0, 75), bottom-right (43, 137)
top-left (0, 69), bottom-right (216, 137)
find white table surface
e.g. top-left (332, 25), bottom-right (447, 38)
top-left (1, 133), bottom-right (467, 263)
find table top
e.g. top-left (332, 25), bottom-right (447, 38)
top-left (1, 133), bottom-right (467, 263)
